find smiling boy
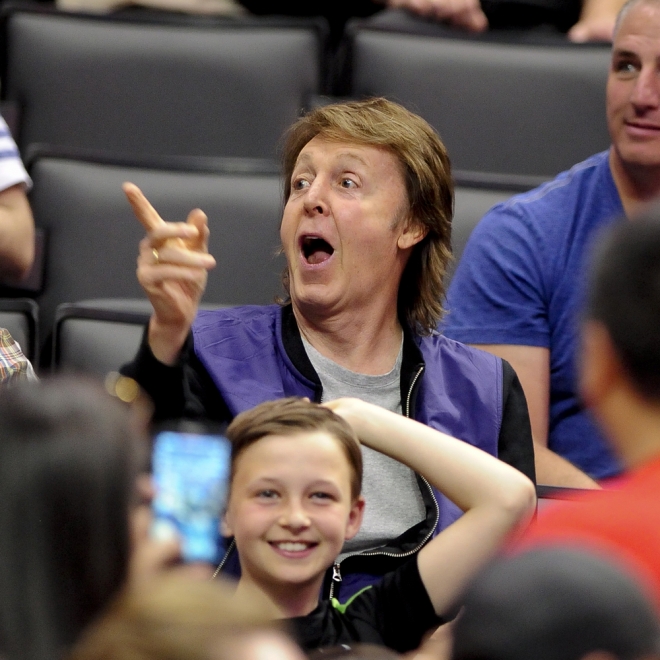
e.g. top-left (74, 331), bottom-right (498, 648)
top-left (221, 397), bottom-right (536, 653)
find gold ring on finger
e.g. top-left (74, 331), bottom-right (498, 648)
top-left (152, 248), bottom-right (160, 265)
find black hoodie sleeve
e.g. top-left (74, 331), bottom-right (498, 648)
top-left (120, 325), bottom-right (230, 423)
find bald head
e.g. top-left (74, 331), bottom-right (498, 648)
top-left (613, 0), bottom-right (660, 38)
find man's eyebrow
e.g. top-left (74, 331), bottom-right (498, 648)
top-left (295, 152), bottom-right (313, 167)
top-left (612, 48), bottom-right (639, 58)
top-left (294, 149), bottom-right (370, 169)
top-left (333, 151), bottom-right (370, 167)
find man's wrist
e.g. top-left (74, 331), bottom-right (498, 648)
top-left (148, 317), bottom-right (190, 366)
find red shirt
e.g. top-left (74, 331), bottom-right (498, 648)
top-left (517, 456), bottom-right (660, 611)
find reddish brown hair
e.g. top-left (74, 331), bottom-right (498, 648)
top-left (280, 97), bottom-right (454, 334)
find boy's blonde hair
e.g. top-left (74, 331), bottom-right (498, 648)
top-left (226, 398), bottom-right (363, 501)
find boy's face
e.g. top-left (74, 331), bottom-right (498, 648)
top-left (223, 431), bottom-right (364, 596)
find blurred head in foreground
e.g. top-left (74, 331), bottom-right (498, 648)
top-left (580, 213), bottom-right (660, 468)
top-left (308, 643), bottom-right (401, 660)
top-left (451, 548), bottom-right (660, 660)
top-left (0, 377), bottom-right (150, 660)
top-left (69, 573), bottom-right (305, 660)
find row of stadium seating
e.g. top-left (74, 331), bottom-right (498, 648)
top-left (0, 3), bottom-right (613, 375)
top-left (1, 3), bottom-right (611, 178)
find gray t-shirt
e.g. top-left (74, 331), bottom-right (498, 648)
top-left (301, 337), bottom-right (426, 558)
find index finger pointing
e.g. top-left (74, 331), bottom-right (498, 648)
top-left (123, 182), bottom-right (165, 232)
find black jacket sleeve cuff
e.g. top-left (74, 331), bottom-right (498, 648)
top-left (120, 324), bottom-right (190, 421)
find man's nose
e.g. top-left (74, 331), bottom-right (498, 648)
top-left (302, 178), bottom-right (329, 216)
top-left (631, 69), bottom-right (660, 109)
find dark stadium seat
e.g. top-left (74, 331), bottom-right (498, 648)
top-left (52, 298), bottom-right (237, 377)
top-left (3, 6), bottom-right (325, 159)
top-left (52, 299), bottom-right (151, 376)
top-left (27, 151), bottom-right (285, 358)
top-left (52, 299), bottom-right (228, 376)
top-left (348, 10), bottom-right (611, 178)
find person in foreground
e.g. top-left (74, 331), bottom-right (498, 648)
top-left (121, 97), bottom-right (535, 600)
top-left (0, 377), bottom-right (185, 660)
top-left (451, 548), bottom-right (660, 660)
top-left (70, 573), bottom-right (305, 660)
top-left (220, 396), bottom-right (536, 652)
top-left (443, 0), bottom-right (660, 487)
top-left (517, 214), bottom-right (660, 612)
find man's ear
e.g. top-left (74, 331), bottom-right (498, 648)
top-left (397, 218), bottom-right (428, 251)
top-left (344, 496), bottom-right (365, 541)
top-left (579, 320), bottom-right (621, 409)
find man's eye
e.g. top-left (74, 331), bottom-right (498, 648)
top-left (614, 60), bottom-right (638, 74)
top-left (292, 177), bottom-right (310, 191)
top-left (340, 178), bottom-right (356, 189)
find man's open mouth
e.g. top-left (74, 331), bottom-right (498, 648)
top-left (301, 236), bottom-right (334, 265)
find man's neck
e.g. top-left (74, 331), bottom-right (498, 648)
top-left (292, 301), bottom-right (404, 376)
top-left (609, 148), bottom-right (660, 218)
top-left (234, 576), bottom-right (322, 619)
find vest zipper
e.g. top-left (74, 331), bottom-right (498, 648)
top-left (404, 364), bottom-right (424, 419)
top-left (328, 365), bottom-right (439, 601)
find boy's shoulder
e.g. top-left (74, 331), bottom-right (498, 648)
top-left (289, 557), bottom-right (442, 654)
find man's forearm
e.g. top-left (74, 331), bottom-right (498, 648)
top-left (534, 442), bottom-right (600, 489)
top-left (0, 184), bottom-right (35, 281)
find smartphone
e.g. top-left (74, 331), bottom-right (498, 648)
top-left (151, 423), bottom-right (231, 564)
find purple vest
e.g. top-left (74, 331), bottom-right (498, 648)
top-left (192, 304), bottom-right (502, 534)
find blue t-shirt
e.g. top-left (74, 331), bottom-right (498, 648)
top-left (442, 151), bottom-right (623, 479)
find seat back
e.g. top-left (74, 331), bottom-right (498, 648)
top-left (349, 18), bottom-right (611, 177)
top-left (28, 153), bottom-right (285, 352)
top-left (53, 300), bottom-right (231, 376)
top-left (5, 8), bottom-right (323, 159)
top-left (53, 299), bottom-right (151, 376)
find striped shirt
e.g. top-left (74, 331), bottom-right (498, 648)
top-left (0, 328), bottom-right (36, 382)
top-left (0, 116), bottom-right (31, 191)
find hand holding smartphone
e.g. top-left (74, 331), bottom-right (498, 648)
top-left (151, 423), bottom-right (231, 564)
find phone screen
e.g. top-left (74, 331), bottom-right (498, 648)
top-left (151, 429), bottom-right (231, 564)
